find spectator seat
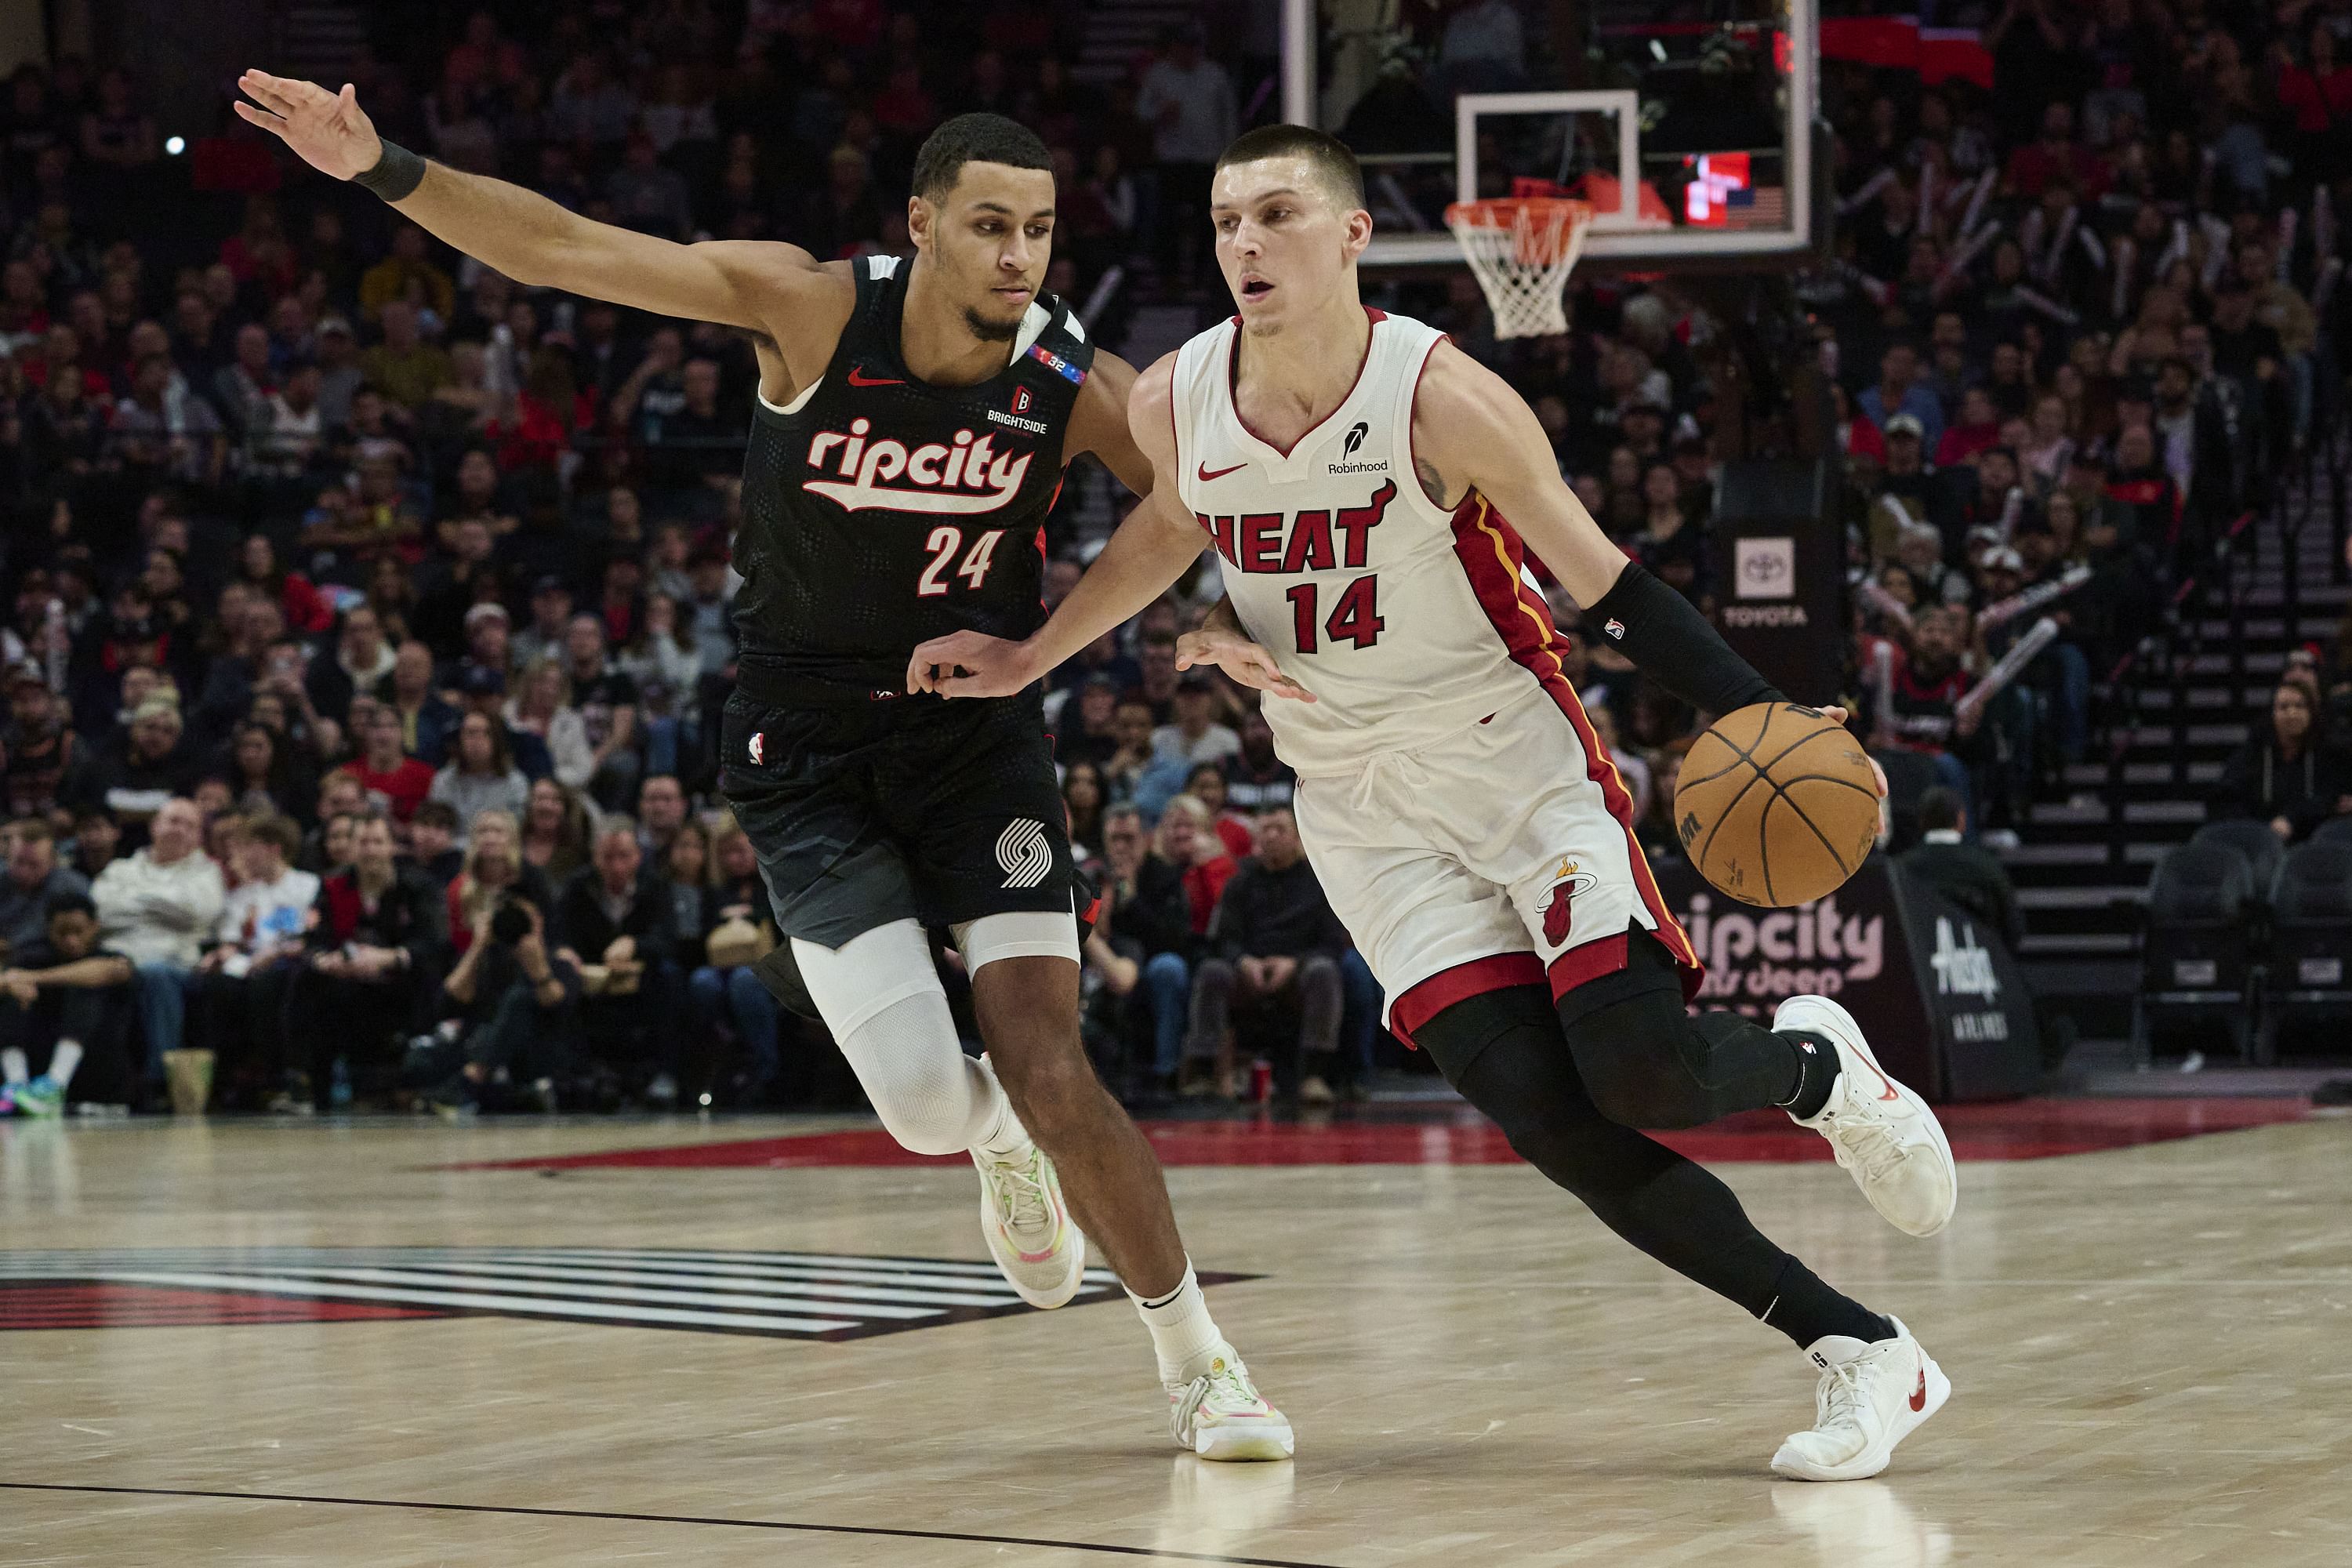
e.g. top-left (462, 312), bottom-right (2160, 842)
top-left (2187, 817), bottom-right (2285, 893)
top-left (2255, 840), bottom-right (2352, 1061)
top-left (2131, 841), bottom-right (2262, 1067)
top-left (2310, 815), bottom-right (2352, 849)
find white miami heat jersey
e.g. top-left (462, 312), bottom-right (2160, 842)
top-left (1171, 308), bottom-right (1562, 776)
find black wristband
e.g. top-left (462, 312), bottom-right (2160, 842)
top-left (354, 138), bottom-right (426, 202)
top-left (1584, 561), bottom-right (1786, 717)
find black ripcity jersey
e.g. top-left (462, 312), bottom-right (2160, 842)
top-left (732, 254), bottom-right (1097, 695)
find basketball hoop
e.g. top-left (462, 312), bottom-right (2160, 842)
top-left (1442, 197), bottom-right (1595, 340)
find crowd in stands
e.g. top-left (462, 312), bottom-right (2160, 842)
top-left (0, 0), bottom-right (2345, 1116)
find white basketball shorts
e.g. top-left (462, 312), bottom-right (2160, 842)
top-left (1292, 683), bottom-right (1703, 1047)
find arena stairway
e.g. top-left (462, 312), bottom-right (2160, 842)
top-left (2004, 445), bottom-right (2350, 1040)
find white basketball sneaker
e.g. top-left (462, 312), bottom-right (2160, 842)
top-left (1772, 1316), bottom-right (1950, 1481)
top-left (1776, 996), bottom-right (1958, 1237)
top-left (1168, 1344), bottom-right (1295, 1462)
top-left (973, 1138), bottom-right (1087, 1308)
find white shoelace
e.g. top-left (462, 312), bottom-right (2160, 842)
top-left (1817, 1357), bottom-right (1871, 1432)
top-left (1174, 1357), bottom-right (1262, 1432)
top-left (1829, 1113), bottom-right (1907, 1183)
top-left (986, 1148), bottom-right (1054, 1236)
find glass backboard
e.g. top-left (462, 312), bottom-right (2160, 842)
top-left (1286, 0), bottom-right (1822, 270)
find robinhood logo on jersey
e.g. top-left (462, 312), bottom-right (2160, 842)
top-left (804, 418), bottom-right (1033, 514)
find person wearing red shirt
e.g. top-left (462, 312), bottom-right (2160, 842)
top-left (1935, 387), bottom-right (2003, 468)
top-left (1155, 794), bottom-right (1236, 936)
top-left (336, 706), bottom-right (436, 826)
top-left (2002, 103), bottom-right (2111, 201)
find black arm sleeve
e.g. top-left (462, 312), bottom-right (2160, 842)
top-left (1583, 562), bottom-right (1787, 717)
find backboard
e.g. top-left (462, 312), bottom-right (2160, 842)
top-left (1284, 0), bottom-right (1824, 273)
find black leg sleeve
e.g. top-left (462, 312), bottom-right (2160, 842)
top-left (1419, 982), bottom-right (1889, 1348)
top-left (1555, 927), bottom-right (1803, 1130)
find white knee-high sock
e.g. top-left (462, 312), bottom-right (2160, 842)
top-left (1130, 1260), bottom-right (1226, 1385)
top-left (49, 1040), bottom-right (82, 1093)
top-left (2, 1047), bottom-right (27, 1087)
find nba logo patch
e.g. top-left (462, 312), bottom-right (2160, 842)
top-left (1011, 385), bottom-right (1033, 416)
top-left (747, 732), bottom-right (764, 765)
top-left (1604, 617), bottom-right (1626, 640)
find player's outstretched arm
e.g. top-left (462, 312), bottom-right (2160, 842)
top-left (235, 71), bottom-right (837, 342)
top-left (1411, 340), bottom-right (1784, 721)
top-left (906, 354), bottom-right (1209, 698)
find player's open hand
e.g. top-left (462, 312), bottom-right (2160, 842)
top-left (1175, 626), bottom-right (1315, 702)
top-left (234, 72), bottom-right (383, 181)
top-left (906, 630), bottom-right (1041, 699)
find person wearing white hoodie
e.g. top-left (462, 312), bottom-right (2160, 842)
top-left (92, 797), bottom-right (225, 1094)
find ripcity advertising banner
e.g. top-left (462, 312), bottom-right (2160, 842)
top-left (1653, 858), bottom-right (2039, 1103)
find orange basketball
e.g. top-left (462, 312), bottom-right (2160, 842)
top-left (1672, 702), bottom-right (1881, 907)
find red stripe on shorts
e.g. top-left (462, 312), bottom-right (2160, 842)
top-left (1389, 951), bottom-right (1547, 1049)
top-left (1546, 933), bottom-right (1630, 1000)
top-left (1446, 494), bottom-right (1704, 1001)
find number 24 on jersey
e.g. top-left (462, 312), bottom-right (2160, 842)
top-left (915, 527), bottom-right (1004, 596)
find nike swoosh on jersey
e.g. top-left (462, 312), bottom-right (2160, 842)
top-left (1196, 461), bottom-right (1247, 481)
top-left (846, 366), bottom-right (905, 387)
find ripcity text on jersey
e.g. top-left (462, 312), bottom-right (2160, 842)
top-left (1171, 307), bottom-right (1577, 777)
top-left (733, 255), bottom-right (1096, 695)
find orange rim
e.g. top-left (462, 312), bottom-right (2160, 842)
top-left (1443, 198), bottom-right (1595, 267)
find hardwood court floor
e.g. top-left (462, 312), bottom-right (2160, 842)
top-left (3, 1104), bottom-right (2348, 1567)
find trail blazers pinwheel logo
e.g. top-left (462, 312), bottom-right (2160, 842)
top-left (0, 1247), bottom-right (1190, 1341)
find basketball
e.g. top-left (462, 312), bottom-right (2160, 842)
top-left (1673, 702), bottom-right (1881, 907)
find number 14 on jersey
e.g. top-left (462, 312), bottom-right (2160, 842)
top-left (1286, 575), bottom-right (1384, 653)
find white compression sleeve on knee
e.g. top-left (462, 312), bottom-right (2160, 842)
top-left (793, 920), bottom-right (1022, 1158)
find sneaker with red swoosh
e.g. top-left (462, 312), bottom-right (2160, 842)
top-left (1772, 1316), bottom-right (1949, 1481)
top-left (973, 1136), bottom-right (1087, 1308)
top-left (1777, 995), bottom-right (1958, 1238)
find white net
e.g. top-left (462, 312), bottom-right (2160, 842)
top-left (1443, 199), bottom-right (1595, 340)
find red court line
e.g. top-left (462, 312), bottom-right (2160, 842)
top-left (0, 1282), bottom-right (445, 1331)
top-left (435, 1097), bottom-right (2312, 1172)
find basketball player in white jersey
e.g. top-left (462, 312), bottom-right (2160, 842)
top-left (909, 125), bottom-right (1958, 1480)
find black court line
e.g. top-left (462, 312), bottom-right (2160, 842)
top-left (0, 1482), bottom-right (1345, 1568)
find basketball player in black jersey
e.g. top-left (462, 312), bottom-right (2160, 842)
top-left (238, 72), bottom-right (1292, 1460)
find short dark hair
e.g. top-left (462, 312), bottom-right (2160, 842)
top-left (45, 888), bottom-right (97, 922)
top-left (412, 800), bottom-right (460, 833)
top-left (1214, 124), bottom-right (1365, 209)
top-left (1916, 787), bottom-right (1965, 833)
top-left (911, 114), bottom-right (1052, 201)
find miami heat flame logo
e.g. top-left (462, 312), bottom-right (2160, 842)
top-left (1537, 860), bottom-right (1599, 947)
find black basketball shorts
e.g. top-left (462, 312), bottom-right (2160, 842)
top-left (720, 685), bottom-right (1081, 950)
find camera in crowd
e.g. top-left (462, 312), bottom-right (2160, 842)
top-left (488, 897), bottom-right (536, 947)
